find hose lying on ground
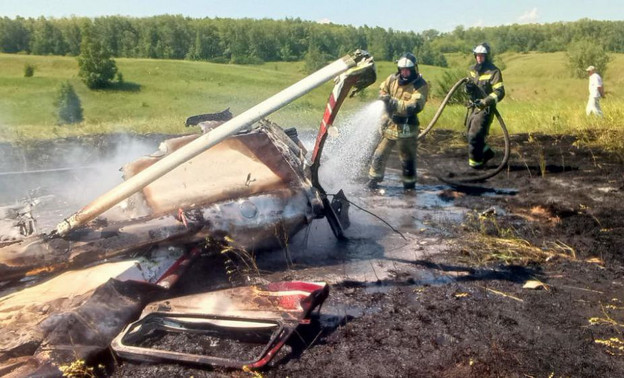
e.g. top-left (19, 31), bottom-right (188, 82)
top-left (417, 78), bottom-right (510, 185)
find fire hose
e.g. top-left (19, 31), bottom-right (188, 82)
top-left (417, 77), bottom-right (511, 185)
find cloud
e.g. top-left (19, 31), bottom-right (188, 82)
top-left (317, 18), bottom-right (331, 24)
top-left (471, 19), bottom-right (485, 28)
top-left (518, 8), bottom-right (539, 23)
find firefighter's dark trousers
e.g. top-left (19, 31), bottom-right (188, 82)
top-left (467, 106), bottom-right (495, 164)
top-left (368, 135), bottom-right (417, 185)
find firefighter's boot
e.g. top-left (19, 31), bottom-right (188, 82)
top-left (483, 146), bottom-right (495, 165)
top-left (366, 179), bottom-right (380, 190)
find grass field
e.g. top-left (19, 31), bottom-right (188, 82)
top-left (1, 52), bottom-right (623, 152)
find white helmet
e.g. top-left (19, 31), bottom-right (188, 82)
top-left (473, 43), bottom-right (491, 55)
top-left (397, 56), bottom-right (415, 69)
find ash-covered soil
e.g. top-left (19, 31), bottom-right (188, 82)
top-left (107, 130), bottom-right (624, 377)
top-left (3, 129), bottom-right (624, 377)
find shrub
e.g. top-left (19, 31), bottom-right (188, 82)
top-left (434, 69), bottom-right (470, 104)
top-left (54, 81), bottom-right (83, 124)
top-left (566, 39), bottom-right (612, 78)
top-left (78, 29), bottom-right (118, 89)
top-left (24, 63), bottom-right (35, 77)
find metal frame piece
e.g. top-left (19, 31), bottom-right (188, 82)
top-left (111, 281), bottom-right (329, 369)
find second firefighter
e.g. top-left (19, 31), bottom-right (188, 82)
top-left (464, 42), bottom-right (505, 169)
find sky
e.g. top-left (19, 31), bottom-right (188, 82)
top-left (0, 0), bottom-right (622, 33)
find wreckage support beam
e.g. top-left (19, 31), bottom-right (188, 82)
top-left (56, 55), bottom-right (359, 237)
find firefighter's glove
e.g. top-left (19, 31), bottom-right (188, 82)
top-left (379, 94), bottom-right (391, 103)
top-left (474, 99), bottom-right (487, 109)
top-left (385, 98), bottom-right (399, 113)
top-left (405, 103), bottom-right (419, 116)
top-left (465, 81), bottom-right (477, 94)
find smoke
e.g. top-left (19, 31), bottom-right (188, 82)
top-left (0, 101), bottom-right (385, 231)
top-left (57, 135), bottom-right (157, 204)
top-left (0, 135), bottom-right (160, 231)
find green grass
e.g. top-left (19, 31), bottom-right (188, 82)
top-left (420, 52), bottom-right (624, 156)
top-left (0, 55), bottom-right (349, 140)
top-left (1, 52), bottom-right (624, 153)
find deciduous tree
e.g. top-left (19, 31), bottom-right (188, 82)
top-left (566, 39), bottom-right (611, 78)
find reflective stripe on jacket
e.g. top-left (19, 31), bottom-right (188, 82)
top-left (468, 61), bottom-right (505, 105)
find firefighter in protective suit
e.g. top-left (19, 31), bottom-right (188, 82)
top-left (465, 42), bottom-right (505, 169)
top-left (367, 52), bottom-right (428, 190)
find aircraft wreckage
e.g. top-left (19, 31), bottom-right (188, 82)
top-left (0, 50), bottom-right (376, 376)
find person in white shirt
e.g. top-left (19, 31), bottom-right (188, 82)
top-left (586, 65), bottom-right (605, 117)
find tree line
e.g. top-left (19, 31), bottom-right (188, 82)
top-left (0, 15), bottom-right (446, 67)
top-left (1, 15), bottom-right (622, 66)
top-left (428, 19), bottom-right (624, 54)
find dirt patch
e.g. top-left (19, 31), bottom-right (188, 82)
top-left (102, 131), bottom-right (624, 377)
top-left (4, 131), bottom-right (624, 377)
